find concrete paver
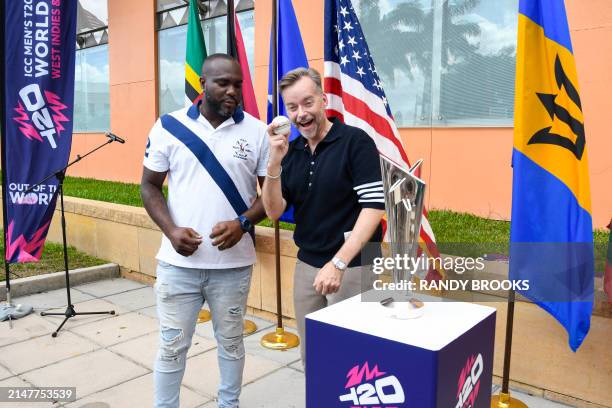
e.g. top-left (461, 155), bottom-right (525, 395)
top-left (288, 360), bottom-right (304, 373)
top-left (14, 288), bottom-right (95, 311)
top-left (240, 367), bottom-right (306, 408)
top-left (199, 367), bottom-right (305, 408)
top-left (65, 372), bottom-right (210, 408)
top-left (0, 331), bottom-right (99, 375)
top-left (135, 305), bottom-right (158, 320)
top-left (0, 364), bottom-right (11, 381)
top-left (73, 279), bottom-right (146, 298)
top-left (101, 287), bottom-right (156, 311)
top-left (0, 313), bottom-right (58, 347)
top-left (21, 349), bottom-right (149, 400)
top-left (0, 278), bottom-right (581, 408)
top-left (40, 298), bottom-right (127, 329)
top-left (243, 326), bottom-right (301, 366)
top-left (0, 375), bottom-right (59, 408)
top-left (109, 331), bottom-right (217, 371)
top-left (68, 311), bottom-right (158, 347)
top-left (182, 349), bottom-right (283, 398)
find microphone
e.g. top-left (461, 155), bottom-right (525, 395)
top-left (106, 132), bottom-right (125, 144)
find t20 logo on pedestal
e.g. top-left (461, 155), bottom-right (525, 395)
top-left (338, 362), bottom-right (405, 407)
top-left (455, 353), bottom-right (484, 408)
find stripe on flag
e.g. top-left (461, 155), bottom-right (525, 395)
top-left (510, 0), bottom-right (594, 351)
top-left (234, 14), bottom-right (259, 118)
top-left (324, 0), bottom-right (444, 280)
top-left (267, 0), bottom-right (309, 223)
top-left (185, 0), bottom-right (207, 106)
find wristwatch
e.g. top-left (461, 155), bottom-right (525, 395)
top-left (237, 215), bottom-right (253, 233)
top-left (332, 256), bottom-right (347, 271)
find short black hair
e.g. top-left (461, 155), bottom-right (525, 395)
top-left (201, 53), bottom-right (238, 75)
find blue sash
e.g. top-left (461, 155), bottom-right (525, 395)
top-left (160, 114), bottom-right (255, 243)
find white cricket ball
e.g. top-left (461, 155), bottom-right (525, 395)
top-left (272, 115), bottom-right (291, 135)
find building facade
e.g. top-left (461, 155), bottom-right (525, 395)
top-left (70, 0), bottom-right (611, 227)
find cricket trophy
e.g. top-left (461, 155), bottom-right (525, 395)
top-left (379, 156), bottom-right (427, 319)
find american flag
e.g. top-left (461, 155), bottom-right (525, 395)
top-left (324, 0), bottom-right (444, 281)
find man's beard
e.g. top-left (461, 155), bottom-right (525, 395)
top-left (205, 92), bottom-right (236, 119)
top-left (295, 114), bottom-right (320, 139)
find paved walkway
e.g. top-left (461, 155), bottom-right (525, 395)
top-left (1, 278), bottom-right (572, 407)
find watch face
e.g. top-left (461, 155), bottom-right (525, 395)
top-left (240, 216), bottom-right (252, 231)
top-left (333, 258), bottom-right (346, 270)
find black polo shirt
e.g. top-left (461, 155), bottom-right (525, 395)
top-left (281, 118), bottom-right (384, 268)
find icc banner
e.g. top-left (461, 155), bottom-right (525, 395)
top-left (2, 0), bottom-right (77, 263)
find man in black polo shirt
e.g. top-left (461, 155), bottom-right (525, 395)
top-left (262, 67), bottom-right (385, 364)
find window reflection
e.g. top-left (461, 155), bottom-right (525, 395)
top-left (74, 1), bottom-right (110, 132)
top-left (77, 0), bottom-right (108, 32)
top-left (158, 10), bottom-right (255, 115)
top-left (356, 0), bottom-right (517, 127)
top-left (74, 45), bottom-right (110, 132)
top-left (157, 0), bottom-right (255, 14)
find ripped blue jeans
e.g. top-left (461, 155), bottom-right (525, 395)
top-left (154, 260), bottom-right (252, 408)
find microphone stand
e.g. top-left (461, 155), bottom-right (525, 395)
top-left (28, 134), bottom-right (123, 337)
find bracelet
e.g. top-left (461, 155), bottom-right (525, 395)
top-left (266, 166), bottom-right (282, 179)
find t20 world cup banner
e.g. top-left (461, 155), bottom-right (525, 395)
top-left (3, 0), bottom-right (76, 263)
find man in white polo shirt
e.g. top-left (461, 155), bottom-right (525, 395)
top-left (141, 54), bottom-right (268, 408)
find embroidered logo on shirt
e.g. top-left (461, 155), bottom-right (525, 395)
top-left (232, 139), bottom-right (252, 161)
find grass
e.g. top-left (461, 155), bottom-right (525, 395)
top-left (59, 177), bottom-right (609, 244)
top-left (62, 175), bottom-right (163, 207)
top-left (257, 218), bottom-right (296, 231)
top-left (0, 232), bottom-right (107, 282)
top-left (428, 210), bottom-right (609, 271)
top-left (3, 175), bottom-right (609, 263)
top-left (428, 210), bottom-right (510, 244)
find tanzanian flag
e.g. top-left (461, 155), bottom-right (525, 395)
top-left (510, 0), bottom-right (594, 351)
top-left (185, 0), bottom-right (207, 105)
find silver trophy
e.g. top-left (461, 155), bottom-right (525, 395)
top-left (380, 156), bottom-right (426, 318)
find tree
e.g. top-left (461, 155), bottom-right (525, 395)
top-left (357, 0), bottom-right (515, 125)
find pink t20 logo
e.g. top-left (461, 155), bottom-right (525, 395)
top-left (338, 362), bottom-right (405, 407)
top-left (455, 353), bottom-right (484, 408)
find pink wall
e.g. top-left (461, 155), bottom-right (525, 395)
top-left (65, 0), bottom-right (610, 227)
top-left (67, 0), bottom-right (158, 184)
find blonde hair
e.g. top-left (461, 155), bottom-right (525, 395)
top-left (279, 67), bottom-right (323, 94)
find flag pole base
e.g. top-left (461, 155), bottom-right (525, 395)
top-left (243, 319), bottom-right (257, 336)
top-left (491, 392), bottom-right (529, 408)
top-left (197, 309), bottom-right (211, 323)
top-left (261, 327), bottom-right (300, 350)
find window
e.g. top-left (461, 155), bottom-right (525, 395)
top-left (74, 0), bottom-right (110, 132)
top-left (157, 1), bottom-right (255, 116)
top-left (356, 0), bottom-right (518, 127)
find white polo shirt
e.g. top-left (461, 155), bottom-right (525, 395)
top-left (143, 103), bottom-right (269, 269)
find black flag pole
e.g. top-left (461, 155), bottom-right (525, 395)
top-left (491, 289), bottom-right (527, 407)
top-left (226, 0), bottom-right (237, 56)
top-left (193, 0), bottom-right (213, 325)
top-left (260, 0), bottom-right (299, 351)
top-left (224, 0), bottom-right (258, 336)
top-left (0, 0), bottom-right (16, 328)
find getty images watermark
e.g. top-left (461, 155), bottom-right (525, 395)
top-left (370, 254), bottom-right (530, 292)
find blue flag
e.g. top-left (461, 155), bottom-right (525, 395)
top-left (267, 0), bottom-right (308, 223)
top-left (2, 1), bottom-right (77, 263)
top-left (510, 0), bottom-right (594, 351)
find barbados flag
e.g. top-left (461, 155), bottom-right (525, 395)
top-left (184, 0), bottom-right (207, 105)
top-left (510, 0), bottom-right (594, 351)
